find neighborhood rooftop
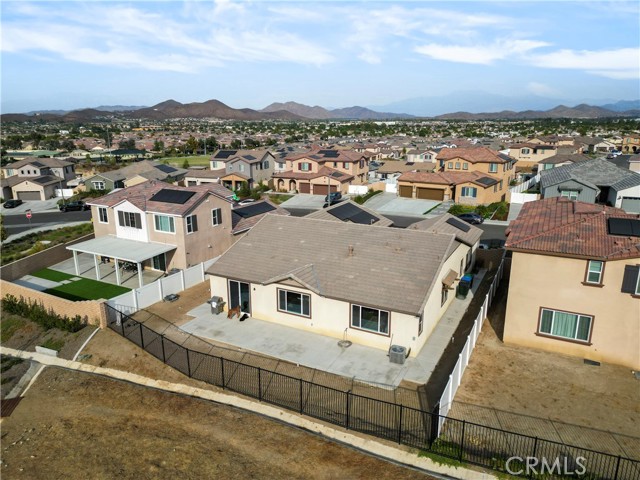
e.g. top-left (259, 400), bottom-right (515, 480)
top-left (207, 214), bottom-right (456, 316)
top-left (541, 157), bottom-right (640, 191)
top-left (410, 213), bottom-right (483, 247)
top-left (305, 199), bottom-right (394, 227)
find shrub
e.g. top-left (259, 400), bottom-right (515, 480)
top-left (353, 189), bottom-right (382, 205)
top-left (1, 295), bottom-right (87, 333)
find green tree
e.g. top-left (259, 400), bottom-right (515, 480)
top-left (152, 139), bottom-right (165, 152)
top-left (118, 138), bottom-right (136, 150)
top-left (186, 135), bottom-right (199, 154)
top-left (182, 159), bottom-right (190, 169)
top-left (230, 139), bottom-right (242, 149)
top-left (0, 215), bottom-right (7, 242)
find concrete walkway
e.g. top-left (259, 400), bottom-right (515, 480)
top-left (0, 347), bottom-right (496, 480)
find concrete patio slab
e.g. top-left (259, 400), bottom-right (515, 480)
top-left (279, 194), bottom-right (330, 210)
top-left (364, 193), bottom-right (440, 217)
top-left (13, 275), bottom-right (60, 292)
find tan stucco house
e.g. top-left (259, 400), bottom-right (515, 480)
top-left (67, 181), bottom-right (237, 287)
top-left (207, 214), bottom-right (481, 356)
top-left (504, 197), bottom-right (640, 369)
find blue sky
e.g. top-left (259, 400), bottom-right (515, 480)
top-left (1, 0), bottom-right (639, 114)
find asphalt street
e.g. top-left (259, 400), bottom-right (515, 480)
top-left (2, 210), bottom-right (92, 235)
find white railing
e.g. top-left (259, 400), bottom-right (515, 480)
top-left (437, 256), bottom-right (505, 434)
top-left (107, 257), bottom-right (218, 315)
top-left (509, 173), bottom-right (540, 194)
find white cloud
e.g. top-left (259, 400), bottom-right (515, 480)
top-left (414, 39), bottom-right (550, 65)
top-left (530, 48), bottom-right (640, 79)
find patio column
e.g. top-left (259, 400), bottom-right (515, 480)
top-left (73, 250), bottom-right (80, 276)
top-left (137, 262), bottom-right (143, 288)
top-left (93, 254), bottom-right (101, 281)
top-left (114, 258), bottom-right (121, 286)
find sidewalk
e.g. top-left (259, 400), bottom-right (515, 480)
top-left (0, 346), bottom-right (497, 480)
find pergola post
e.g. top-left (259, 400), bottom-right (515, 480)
top-left (94, 254), bottom-right (101, 280)
top-left (137, 262), bottom-right (143, 288)
top-left (73, 250), bottom-right (80, 276)
top-left (115, 259), bottom-right (121, 286)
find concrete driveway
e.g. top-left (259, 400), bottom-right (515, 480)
top-left (364, 193), bottom-right (440, 217)
top-left (279, 194), bottom-right (330, 210)
top-left (1, 198), bottom-right (61, 215)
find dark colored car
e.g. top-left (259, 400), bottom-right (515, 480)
top-left (3, 199), bottom-right (24, 208)
top-left (324, 192), bottom-right (342, 206)
top-left (59, 201), bottom-right (90, 212)
top-left (457, 212), bottom-right (484, 225)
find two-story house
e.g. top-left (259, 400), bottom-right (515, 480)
top-left (272, 146), bottom-right (370, 195)
top-left (621, 135), bottom-right (640, 154)
top-left (209, 149), bottom-right (275, 190)
top-left (406, 149), bottom-right (439, 163)
top-left (83, 160), bottom-right (187, 192)
top-left (508, 143), bottom-right (557, 168)
top-left (504, 197), bottom-right (640, 369)
top-left (1, 157), bottom-right (76, 200)
top-left (66, 181), bottom-right (236, 287)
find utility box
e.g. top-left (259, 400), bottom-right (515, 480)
top-left (208, 296), bottom-right (225, 314)
top-left (389, 345), bottom-right (407, 364)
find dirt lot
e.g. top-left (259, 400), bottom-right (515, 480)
top-left (449, 262), bottom-right (640, 459)
top-left (0, 367), bottom-right (437, 480)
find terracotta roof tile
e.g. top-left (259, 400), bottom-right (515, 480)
top-left (437, 146), bottom-right (512, 164)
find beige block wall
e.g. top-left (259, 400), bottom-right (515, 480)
top-left (504, 252), bottom-right (640, 369)
top-left (0, 279), bottom-right (107, 327)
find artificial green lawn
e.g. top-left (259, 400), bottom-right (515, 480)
top-left (162, 155), bottom-right (211, 167)
top-left (30, 268), bottom-right (131, 301)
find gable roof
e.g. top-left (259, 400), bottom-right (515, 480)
top-left (505, 197), bottom-right (640, 260)
top-left (2, 157), bottom-right (74, 170)
top-left (211, 149), bottom-right (270, 164)
top-left (207, 215), bottom-right (456, 316)
top-left (540, 157), bottom-right (640, 191)
top-left (184, 168), bottom-right (227, 179)
top-left (284, 146), bottom-right (368, 164)
top-left (539, 153), bottom-right (591, 165)
top-left (305, 199), bottom-right (394, 227)
top-left (410, 213), bottom-right (482, 247)
top-left (13, 175), bottom-right (63, 187)
top-left (377, 161), bottom-right (436, 174)
top-left (437, 147), bottom-right (513, 164)
top-left (231, 199), bottom-right (290, 234)
top-left (398, 170), bottom-right (499, 187)
top-left (87, 180), bottom-right (234, 216)
top-left (272, 165), bottom-right (355, 182)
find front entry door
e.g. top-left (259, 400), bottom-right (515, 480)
top-left (229, 280), bottom-right (251, 314)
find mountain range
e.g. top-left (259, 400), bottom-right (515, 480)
top-left (1, 98), bottom-right (639, 122)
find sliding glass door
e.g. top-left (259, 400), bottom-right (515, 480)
top-left (228, 280), bottom-right (251, 313)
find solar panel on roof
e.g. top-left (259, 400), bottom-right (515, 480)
top-left (155, 164), bottom-right (177, 174)
top-left (215, 150), bottom-right (237, 159)
top-left (234, 202), bottom-right (276, 218)
top-left (608, 217), bottom-right (640, 237)
top-left (446, 217), bottom-right (471, 232)
top-left (327, 203), bottom-right (379, 225)
top-left (318, 150), bottom-right (339, 158)
top-left (243, 155), bottom-right (256, 160)
top-left (149, 189), bottom-right (196, 204)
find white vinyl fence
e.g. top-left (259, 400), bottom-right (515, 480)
top-left (437, 255), bottom-right (505, 434)
top-left (348, 185), bottom-right (369, 195)
top-left (107, 258), bottom-right (217, 315)
top-left (509, 173), bottom-right (540, 194)
top-left (509, 191), bottom-right (540, 204)
top-left (55, 188), bottom-right (75, 198)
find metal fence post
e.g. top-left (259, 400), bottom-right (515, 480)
top-left (120, 314), bottom-right (125, 336)
top-left (532, 436), bottom-right (538, 458)
top-left (186, 348), bottom-right (191, 377)
top-left (397, 405), bottom-right (403, 444)
top-left (161, 337), bottom-right (166, 363)
top-left (345, 391), bottom-right (351, 430)
top-left (614, 455), bottom-right (621, 480)
top-left (299, 379), bottom-right (303, 413)
top-left (459, 420), bottom-right (466, 461)
top-left (258, 367), bottom-right (262, 401)
top-left (220, 357), bottom-right (225, 388)
top-left (139, 323), bottom-right (145, 349)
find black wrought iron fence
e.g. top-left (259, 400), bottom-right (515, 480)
top-left (105, 304), bottom-right (639, 480)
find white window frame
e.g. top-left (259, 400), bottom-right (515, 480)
top-left (636, 273), bottom-right (640, 295)
top-left (351, 304), bottom-right (390, 335)
top-left (300, 162), bottom-right (310, 171)
top-left (560, 190), bottom-right (578, 200)
top-left (98, 207), bottom-right (108, 224)
top-left (522, 148), bottom-right (530, 154)
top-left (277, 288), bottom-right (311, 317)
top-left (462, 163), bottom-right (468, 170)
top-left (586, 260), bottom-right (603, 284)
top-left (538, 308), bottom-right (592, 343)
top-left (154, 214), bottom-right (175, 234)
top-left (489, 163), bottom-right (498, 173)
top-left (211, 208), bottom-right (222, 226)
top-left (461, 187), bottom-right (477, 198)
top-left (92, 181), bottom-right (106, 190)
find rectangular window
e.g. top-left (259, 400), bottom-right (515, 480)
top-left (455, 162), bottom-right (460, 170)
top-left (211, 161), bottom-right (218, 169)
top-left (461, 187), bottom-right (477, 198)
top-left (489, 163), bottom-right (498, 173)
top-left (343, 162), bottom-right (349, 169)
top-left (441, 285), bottom-right (448, 306)
top-left (154, 215), bottom-right (175, 233)
top-left (239, 164), bottom-right (245, 172)
top-left (211, 208), bottom-right (222, 226)
top-left (462, 163), bottom-right (468, 170)
top-left (351, 304), bottom-right (390, 335)
top-left (278, 289), bottom-right (310, 317)
top-left (186, 214), bottom-right (198, 234)
top-left (585, 260), bottom-right (603, 284)
top-left (522, 148), bottom-right (530, 154)
top-left (560, 190), bottom-right (578, 200)
top-left (117, 211), bottom-right (142, 229)
top-left (499, 180), bottom-right (503, 190)
top-left (538, 308), bottom-right (592, 343)
top-left (418, 315), bottom-right (423, 336)
top-left (448, 162), bottom-right (453, 169)
top-left (263, 161), bottom-right (269, 169)
top-left (333, 162), bottom-right (338, 167)
top-left (98, 207), bottom-right (108, 224)
top-left (299, 162), bottom-right (310, 171)
top-left (92, 181), bottom-right (105, 190)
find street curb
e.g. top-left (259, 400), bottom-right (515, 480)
top-left (1, 346), bottom-right (498, 480)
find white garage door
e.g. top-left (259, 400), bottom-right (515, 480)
top-left (17, 191), bottom-right (42, 201)
top-left (621, 197), bottom-right (640, 213)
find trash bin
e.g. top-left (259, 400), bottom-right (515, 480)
top-left (208, 296), bottom-right (225, 314)
top-left (456, 281), bottom-right (470, 299)
top-left (461, 273), bottom-right (474, 289)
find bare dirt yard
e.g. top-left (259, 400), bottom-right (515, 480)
top-left (449, 261), bottom-right (640, 460)
top-left (0, 367), bottom-right (438, 480)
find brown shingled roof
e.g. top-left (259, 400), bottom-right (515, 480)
top-left (505, 197), bottom-right (640, 260)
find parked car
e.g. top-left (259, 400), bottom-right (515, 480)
top-left (3, 199), bottom-right (23, 208)
top-left (237, 198), bottom-right (256, 206)
top-left (324, 192), bottom-right (342, 206)
top-left (59, 201), bottom-right (89, 212)
top-left (457, 212), bottom-right (484, 225)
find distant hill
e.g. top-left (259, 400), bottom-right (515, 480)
top-left (94, 105), bottom-right (147, 112)
top-left (261, 101), bottom-right (414, 120)
top-left (434, 103), bottom-right (639, 120)
top-left (598, 100), bottom-right (640, 112)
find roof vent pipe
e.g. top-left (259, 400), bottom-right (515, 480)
top-left (348, 245), bottom-right (354, 256)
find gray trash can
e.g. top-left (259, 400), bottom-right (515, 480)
top-left (208, 296), bottom-right (225, 314)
